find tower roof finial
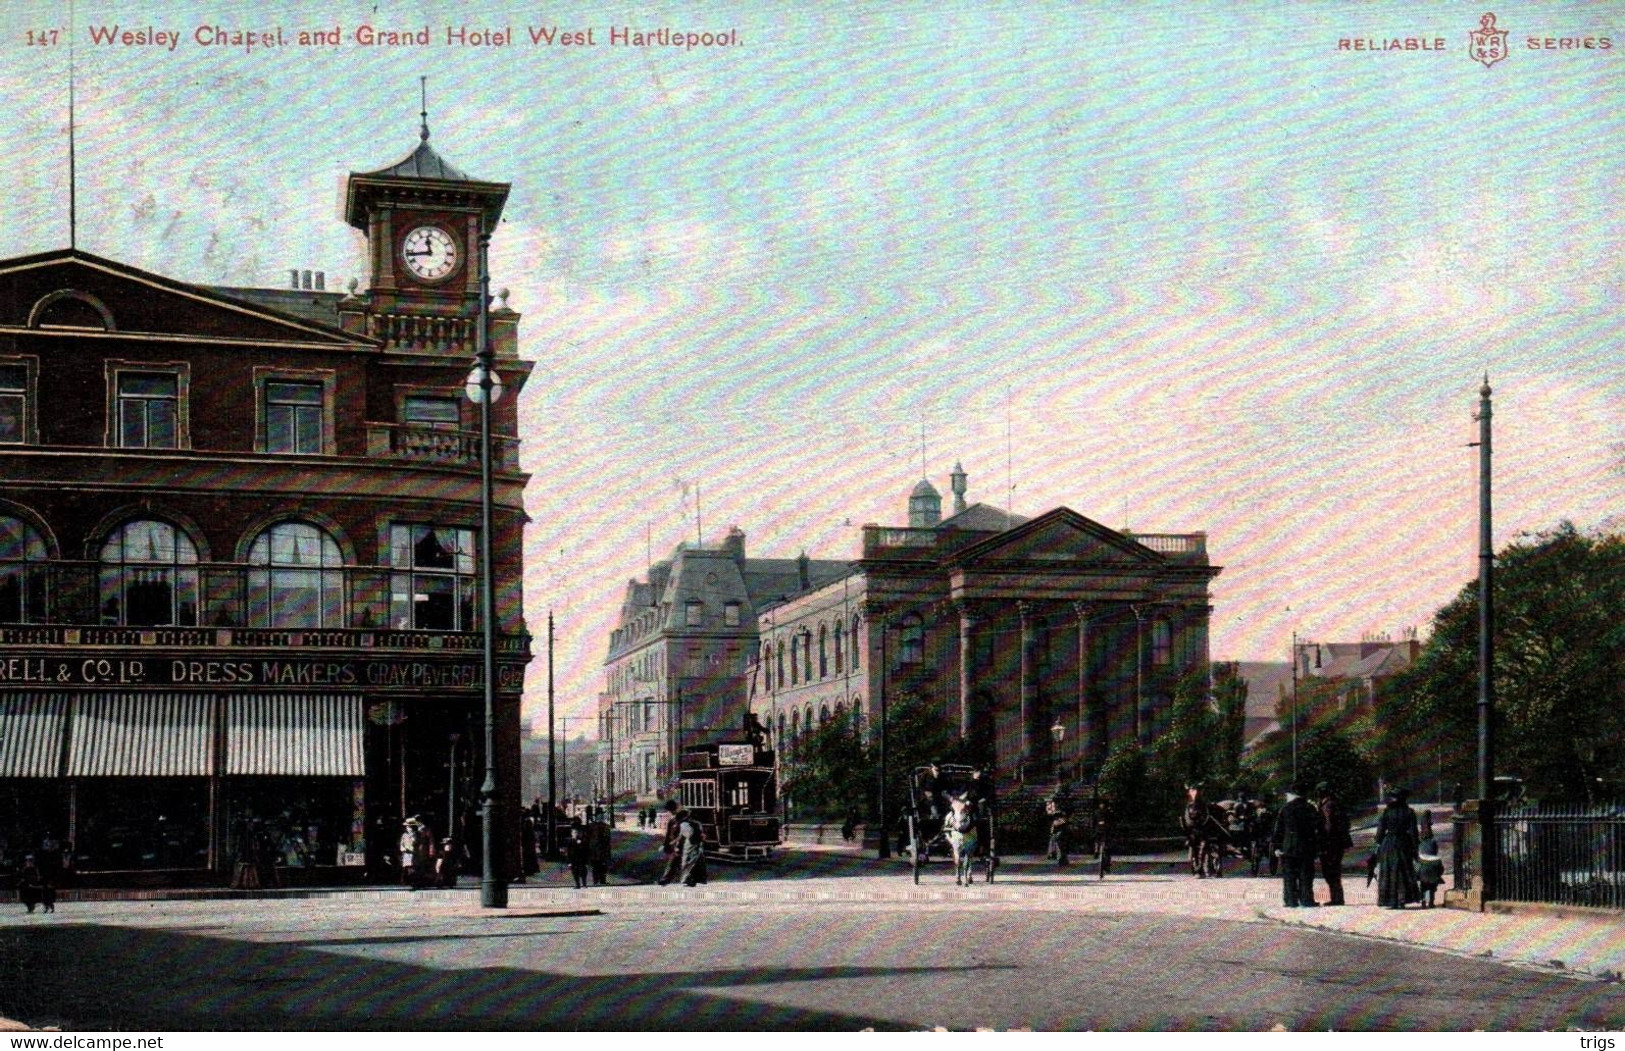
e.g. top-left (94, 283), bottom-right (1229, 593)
top-left (419, 75), bottom-right (430, 142)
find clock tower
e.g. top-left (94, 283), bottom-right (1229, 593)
top-left (341, 110), bottom-right (511, 355)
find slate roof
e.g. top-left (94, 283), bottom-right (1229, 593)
top-left (937, 501), bottom-right (1025, 533)
top-left (357, 136), bottom-right (473, 182)
top-left (208, 286), bottom-right (345, 327)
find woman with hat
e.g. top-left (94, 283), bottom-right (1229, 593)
top-left (1373, 787), bottom-right (1421, 908)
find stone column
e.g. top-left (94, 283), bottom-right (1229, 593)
top-left (1133, 604), bottom-right (1151, 747)
top-left (1073, 601), bottom-right (1097, 777)
top-left (1019, 601), bottom-right (1037, 763)
top-left (955, 600), bottom-right (979, 739)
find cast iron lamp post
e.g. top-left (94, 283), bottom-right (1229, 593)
top-left (464, 221), bottom-right (506, 909)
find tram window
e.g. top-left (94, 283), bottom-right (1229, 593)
top-left (731, 783), bottom-right (750, 808)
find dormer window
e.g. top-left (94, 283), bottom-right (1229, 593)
top-left (724, 601), bottom-right (741, 627)
top-left (686, 600), bottom-right (703, 627)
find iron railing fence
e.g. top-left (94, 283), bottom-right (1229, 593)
top-left (1491, 804), bottom-right (1625, 909)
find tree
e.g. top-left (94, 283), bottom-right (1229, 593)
top-left (780, 709), bottom-right (867, 819)
top-left (1375, 523), bottom-right (1625, 804)
top-left (1210, 663), bottom-right (1249, 789)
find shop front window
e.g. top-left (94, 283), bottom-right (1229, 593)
top-left (98, 519), bottom-right (199, 626)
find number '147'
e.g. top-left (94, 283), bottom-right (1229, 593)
top-left (27, 29), bottom-right (62, 46)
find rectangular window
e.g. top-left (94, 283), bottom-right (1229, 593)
top-left (265, 381), bottom-right (324, 454)
top-left (388, 524), bottom-right (477, 631)
top-left (1152, 620), bottom-right (1173, 666)
top-left (403, 395), bottom-right (461, 428)
top-left (723, 602), bottom-right (740, 627)
top-left (686, 601), bottom-right (703, 627)
top-left (0, 365), bottom-right (27, 444)
top-left (118, 372), bottom-right (178, 449)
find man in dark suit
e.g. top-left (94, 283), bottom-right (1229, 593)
top-left (1316, 781), bottom-right (1353, 906)
top-left (1273, 783), bottom-right (1321, 907)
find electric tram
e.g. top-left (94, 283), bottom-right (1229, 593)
top-left (677, 741), bottom-right (780, 862)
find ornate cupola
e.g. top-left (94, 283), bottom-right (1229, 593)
top-left (909, 477), bottom-right (942, 528)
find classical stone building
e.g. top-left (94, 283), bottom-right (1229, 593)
top-left (0, 118), bottom-right (532, 882)
top-left (758, 470), bottom-right (1221, 787)
top-left (602, 467), bottom-right (1220, 799)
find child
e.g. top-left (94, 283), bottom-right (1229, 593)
top-left (1416, 836), bottom-right (1444, 908)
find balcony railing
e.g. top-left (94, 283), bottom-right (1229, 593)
top-left (1125, 533), bottom-right (1208, 560)
top-left (366, 423), bottom-right (520, 469)
top-left (2, 561), bottom-right (529, 655)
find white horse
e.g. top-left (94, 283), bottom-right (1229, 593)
top-left (944, 794), bottom-right (979, 887)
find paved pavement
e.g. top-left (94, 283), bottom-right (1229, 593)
top-left (3, 825), bottom-right (1621, 1030)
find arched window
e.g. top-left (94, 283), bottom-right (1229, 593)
top-left (762, 644), bottom-right (772, 691)
top-left (834, 702), bottom-right (846, 726)
top-left (833, 622), bottom-right (844, 674)
top-left (247, 522), bottom-right (344, 629)
top-left (0, 515), bottom-right (48, 623)
top-left (804, 705), bottom-right (814, 738)
top-left (99, 520), bottom-right (199, 626)
top-left (900, 613), bottom-right (925, 664)
top-left (790, 709), bottom-right (800, 742)
top-left (851, 614), bottom-right (862, 668)
top-left (803, 632), bottom-right (813, 679)
top-left (790, 635), bottom-right (800, 685)
top-left (777, 713), bottom-right (786, 746)
top-left (818, 625), bottom-right (828, 678)
top-left (777, 640), bottom-right (786, 686)
top-left (819, 704), bottom-right (830, 726)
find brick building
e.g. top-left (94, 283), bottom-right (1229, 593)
top-left (0, 119), bottom-right (532, 882)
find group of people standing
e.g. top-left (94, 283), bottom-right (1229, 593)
top-left (563, 808), bottom-right (613, 889)
top-left (1271, 781), bottom-right (1355, 908)
top-left (1273, 782), bottom-right (1444, 909)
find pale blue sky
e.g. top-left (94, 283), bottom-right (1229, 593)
top-left (3, 1), bottom-right (1619, 731)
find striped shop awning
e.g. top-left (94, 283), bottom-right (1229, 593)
top-left (67, 694), bottom-right (216, 777)
top-left (226, 695), bottom-right (364, 777)
top-left (0, 693), bottom-right (68, 778)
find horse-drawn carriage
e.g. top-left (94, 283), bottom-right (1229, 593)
top-left (904, 763), bottom-right (998, 885)
top-left (1181, 786), bottom-right (1274, 878)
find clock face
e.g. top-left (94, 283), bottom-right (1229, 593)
top-left (401, 225), bottom-right (459, 281)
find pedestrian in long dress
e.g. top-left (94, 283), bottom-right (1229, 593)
top-left (1374, 788), bottom-right (1421, 909)
top-left (657, 799), bottom-right (686, 885)
top-left (676, 811), bottom-right (707, 887)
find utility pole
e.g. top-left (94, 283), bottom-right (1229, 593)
top-left (546, 610), bottom-right (556, 860)
top-left (1475, 376), bottom-right (1494, 802)
top-left (1290, 631), bottom-right (1299, 785)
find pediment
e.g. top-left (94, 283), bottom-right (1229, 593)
top-left (949, 507), bottom-right (1163, 568)
top-left (0, 251), bottom-right (371, 348)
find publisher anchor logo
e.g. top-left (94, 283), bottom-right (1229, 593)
top-left (1469, 12), bottom-right (1509, 67)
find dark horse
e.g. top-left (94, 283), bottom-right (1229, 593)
top-left (1181, 786), bottom-right (1231, 878)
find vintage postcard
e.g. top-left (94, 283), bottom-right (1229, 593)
top-left (0, 0), bottom-right (1619, 1038)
